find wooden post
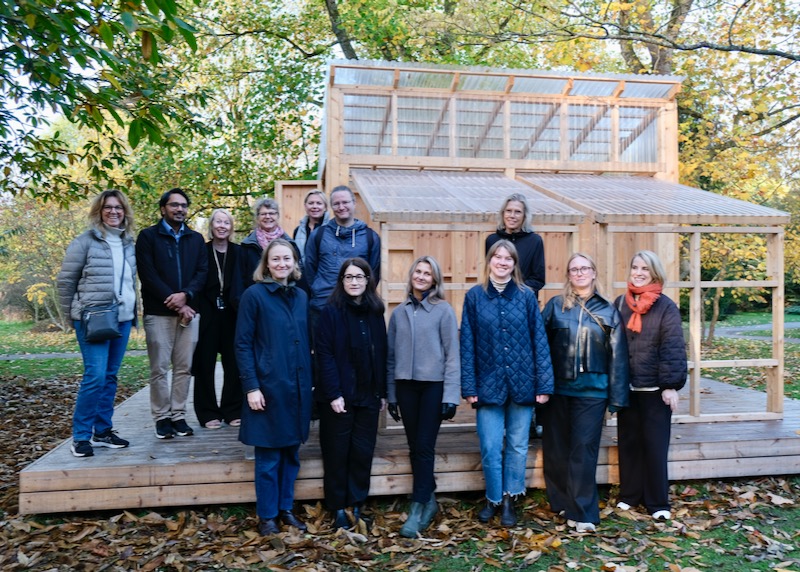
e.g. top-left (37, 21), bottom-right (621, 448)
top-left (767, 230), bottom-right (785, 414)
top-left (689, 231), bottom-right (702, 417)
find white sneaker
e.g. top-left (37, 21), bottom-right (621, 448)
top-left (616, 501), bottom-right (631, 511)
top-left (567, 520), bottom-right (596, 533)
top-left (652, 510), bottom-right (671, 521)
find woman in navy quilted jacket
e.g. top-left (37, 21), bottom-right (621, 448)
top-left (614, 250), bottom-right (686, 522)
top-left (461, 240), bottom-right (554, 527)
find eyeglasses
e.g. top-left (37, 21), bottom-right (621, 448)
top-left (258, 211), bottom-right (278, 217)
top-left (166, 202), bottom-right (188, 209)
top-left (568, 266), bottom-right (593, 276)
top-left (331, 201), bottom-right (353, 208)
top-left (343, 274), bottom-right (367, 283)
top-left (102, 205), bottom-right (124, 212)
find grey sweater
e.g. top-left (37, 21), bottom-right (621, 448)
top-left (386, 296), bottom-right (461, 404)
top-left (57, 227), bottom-right (137, 322)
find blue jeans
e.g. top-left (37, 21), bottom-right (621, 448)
top-left (73, 319), bottom-right (133, 441)
top-left (476, 401), bottom-right (533, 504)
top-left (254, 445), bottom-right (301, 519)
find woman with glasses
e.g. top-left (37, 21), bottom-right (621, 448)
top-left (485, 193), bottom-right (545, 296)
top-left (235, 239), bottom-right (312, 536)
top-left (387, 256), bottom-right (460, 537)
top-left (541, 253), bottom-right (629, 533)
top-left (57, 190), bottom-right (138, 458)
top-left (237, 198), bottom-right (301, 303)
top-left (192, 209), bottom-right (243, 429)
top-left (614, 251), bottom-right (686, 521)
top-left (461, 240), bottom-right (553, 527)
top-left (315, 257), bottom-right (387, 530)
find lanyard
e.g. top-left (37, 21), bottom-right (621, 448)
top-left (213, 249), bottom-right (226, 296)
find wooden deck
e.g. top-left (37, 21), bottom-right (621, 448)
top-left (18, 376), bottom-right (800, 515)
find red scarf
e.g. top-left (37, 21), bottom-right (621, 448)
top-left (625, 283), bottom-right (662, 333)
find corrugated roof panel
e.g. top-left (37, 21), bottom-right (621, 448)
top-left (510, 76), bottom-right (569, 95)
top-left (350, 169), bottom-right (585, 224)
top-left (517, 174), bottom-right (790, 224)
top-left (621, 82), bottom-right (675, 99)
top-left (398, 70), bottom-right (454, 89)
top-left (334, 66), bottom-right (394, 86)
top-left (457, 74), bottom-right (509, 92)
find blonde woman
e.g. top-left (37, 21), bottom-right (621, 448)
top-left (387, 256), bottom-right (460, 537)
top-left (57, 190), bottom-right (137, 457)
top-left (541, 253), bottom-right (629, 533)
top-left (461, 240), bottom-right (553, 527)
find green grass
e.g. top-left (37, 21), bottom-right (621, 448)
top-left (714, 311), bottom-right (797, 328)
top-left (0, 320), bottom-right (147, 355)
top-left (0, 355), bottom-right (150, 387)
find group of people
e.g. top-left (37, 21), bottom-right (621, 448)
top-left (57, 186), bottom-right (687, 537)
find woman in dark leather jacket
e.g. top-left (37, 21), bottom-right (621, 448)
top-left (541, 252), bottom-right (629, 533)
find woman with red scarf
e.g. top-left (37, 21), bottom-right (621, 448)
top-left (614, 250), bottom-right (687, 521)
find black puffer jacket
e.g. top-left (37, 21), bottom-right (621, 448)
top-left (615, 294), bottom-right (687, 391)
top-left (542, 293), bottom-right (629, 410)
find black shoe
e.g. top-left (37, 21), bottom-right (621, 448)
top-left (172, 419), bottom-right (194, 436)
top-left (477, 502), bottom-right (498, 523)
top-left (500, 495), bottom-right (517, 527)
top-left (92, 429), bottom-right (129, 449)
top-left (333, 509), bottom-right (350, 529)
top-left (71, 440), bottom-right (94, 457)
top-left (279, 510), bottom-right (307, 531)
top-left (258, 518), bottom-right (280, 536)
top-left (155, 419), bottom-right (175, 439)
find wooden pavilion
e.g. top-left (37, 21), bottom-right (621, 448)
top-left (18, 60), bottom-right (795, 514)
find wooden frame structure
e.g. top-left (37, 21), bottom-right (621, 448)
top-left (295, 59), bottom-right (790, 423)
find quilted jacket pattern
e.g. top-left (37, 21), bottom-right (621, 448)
top-left (460, 281), bottom-right (554, 406)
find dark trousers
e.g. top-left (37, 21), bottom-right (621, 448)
top-left (254, 444), bottom-right (300, 519)
top-left (617, 391), bottom-right (672, 514)
top-left (318, 398), bottom-right (381, 510)
top-left (542, 394), bottom-right (607, 524)
top-left (192, 309), bottom-right (242, 425)
top-left (396, 380), bottom-right (444, 503)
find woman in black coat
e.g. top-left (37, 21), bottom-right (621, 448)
top-left (192, 209), bottom-right (243, 429)
top-left (614, 250), bottom-right (687, 521)
top-left (485, 193), bottom-right (545, 296)
top-left (315, 257), bottom-right (387, 530)
top-left (235, 239), bottom-right (312, 536)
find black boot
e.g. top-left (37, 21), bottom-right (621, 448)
top-left (279, 509), bottom-right (307, 531)
top-left (477, 501), bottom-right (498, 523)
top-left (258, 518), bottom-right (279, 535)
top-left (500, 494), bottom-right (517, 527)
top-left (333, 509), bottom-right (349, 529)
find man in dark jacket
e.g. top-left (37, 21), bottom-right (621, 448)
top-left (136, 188), bottom-right (208, 440)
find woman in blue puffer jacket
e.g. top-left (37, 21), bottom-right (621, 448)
top-left (461, 239), bottom-right (554, 527)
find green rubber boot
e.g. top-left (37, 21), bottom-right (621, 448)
top-left (400, 501), bottom-right (424, 538)
top-left (419, 493), bottom-right (439, 530)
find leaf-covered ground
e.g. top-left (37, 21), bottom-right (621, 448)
top-left (1, 375), bottom-right (800, 571)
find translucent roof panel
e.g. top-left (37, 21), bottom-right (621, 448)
top-left (517, 173), bottom-right (790, 224)
top-left (457, 74), bottom-right (509, 92)
top-left (350, 169), bottom-right (585, 224)
top-left (329, 60), bottom-right (683, 99)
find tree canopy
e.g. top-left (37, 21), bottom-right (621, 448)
top-left (0, 0), bottom-right (206, 203)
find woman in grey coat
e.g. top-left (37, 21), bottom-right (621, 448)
top-left (57, 189), bottom-right (137, 458)
top-left (387, 256), bottom-right (460, 538)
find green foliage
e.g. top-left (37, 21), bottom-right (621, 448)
top-left (0, 0), bottom-right (208, 203)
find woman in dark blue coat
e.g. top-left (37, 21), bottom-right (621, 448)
top-left (315, 257), bottom-right (387, 530)
top-left (235, 238), bottom-right (312, 536)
